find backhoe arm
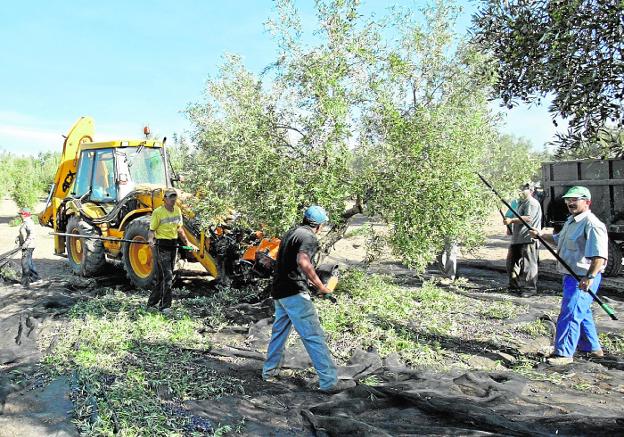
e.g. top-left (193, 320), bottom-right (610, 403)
top-left (39, 117), bottom-right (95, 254)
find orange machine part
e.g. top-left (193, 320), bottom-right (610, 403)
top-left (242, 237), bottom-right (280, 262)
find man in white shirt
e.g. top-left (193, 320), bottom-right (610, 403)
top-left (17, 208), bottom-right (40, 287)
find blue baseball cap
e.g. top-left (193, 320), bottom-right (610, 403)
top-left (304, 205), bottom-right (328, 225)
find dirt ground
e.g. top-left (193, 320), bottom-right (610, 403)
top-left (1, 198), bottom-right (624, 436)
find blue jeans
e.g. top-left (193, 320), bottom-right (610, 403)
top-left (21, 248), bottom-right (38, 285)
top-left (262, 293), bottom-right (337, 390)
top-left (554, 274), bottom-right (602, 357)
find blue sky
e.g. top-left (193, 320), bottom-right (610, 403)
top-left (0, 1), bottom-right (562, 156)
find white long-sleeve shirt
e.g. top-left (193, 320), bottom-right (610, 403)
top-left (18, 216), bottom-right (35, 249)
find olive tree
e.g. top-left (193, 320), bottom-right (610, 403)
top-left (472, 0), bottom-right (624, 155)
top-left (485, 134), bottom-right (545, 192)
top-left (354, 3), bottom-right (521, 268)
top-left (185, 0), bottom-right (364, 234)
top-left (184, 0), bottom-right (537, 270)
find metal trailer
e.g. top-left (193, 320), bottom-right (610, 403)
top-left (541, 158), bottom-right (624, 276)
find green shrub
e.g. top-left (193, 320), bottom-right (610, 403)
top-left (0, 151), bottom-right (58, 209)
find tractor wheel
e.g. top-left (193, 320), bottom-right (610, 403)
top-left (603, 239), bottom-right (623, 277)
top-left (65, 215), bottom-right (106, 276)
top-left (123, 216), bottom-right (159, 289)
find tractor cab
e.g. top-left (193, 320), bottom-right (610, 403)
top-left (72, 141), bottom-right (170, 205)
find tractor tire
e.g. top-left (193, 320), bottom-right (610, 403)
top-left (65, 215), bottom-right (106, 276)
top-left (123, 216), bottom-right (159, 289)
top-left (603, 239), bottom-right (623, 277)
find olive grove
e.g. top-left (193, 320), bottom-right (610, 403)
top-left (180, 0), bottom-right (539, 271)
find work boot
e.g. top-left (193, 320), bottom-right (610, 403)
top-left (160, 307), bottom-right (173, 316)
top-left (262, 375), bottom-right (279, 383)
top-left (547, 356), bottom-right (573, 366)
top-left (588, 349), bottom-right (604, 358)
top-left (520, 289), bottom-right (537, 298)
top-left (319, 379), bottom-right (356, 394)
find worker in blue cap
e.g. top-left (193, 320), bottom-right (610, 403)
top-left (262, 205), bottom-right (354, 393)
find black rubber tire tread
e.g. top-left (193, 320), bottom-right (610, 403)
top-left (122, 216), bottom-right (159, 289)
top-left (603, 239), bottom-right (623, 277)
top-left (65, 215), bottom-right (106, 276)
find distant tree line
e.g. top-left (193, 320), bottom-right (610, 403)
top-left (0, 151), bottom-right (59, 210)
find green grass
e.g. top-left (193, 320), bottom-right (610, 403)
top-left (37, 267), bottom-right (597, 434)
top-left (42, 289), bottom-right (246, 436)
top-left (344, 224), bottom-right (373, 238)
top-left (360, 375), bottom-right (382, 386)
top-left (515, 319), bottom-right (550, 337)
top-left (0, 262), bottom-right (20, 281)
top-left (599, 332), bottom-right (624, 355)
top-left (180, 283), bottom-right (264, 329)
top-left (480, 300), bottom-right (521, 320)
top-left (318, 269), bottom-right (453, 366)
top-left (511, 357), bottom-right (564, 385)
top-left (318, 269), bottom-right (527, 367)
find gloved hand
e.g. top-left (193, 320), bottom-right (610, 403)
top-left (322, 293), bottom-right (337, 304)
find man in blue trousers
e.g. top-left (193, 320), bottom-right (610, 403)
top-left (262, 205), bottom-right (354, 393)
top-left (531, 186), bottom-right (608, 365)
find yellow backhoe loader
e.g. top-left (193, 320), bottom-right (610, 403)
top-left (39, 116), bottom-right (225, 288)
top-left (39, 117), bottom-right (340, 292)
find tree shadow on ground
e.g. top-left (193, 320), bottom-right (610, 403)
top-left (0, 215), bottom-right (18, 225)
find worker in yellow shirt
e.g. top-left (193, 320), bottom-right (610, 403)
top-left (147, 189), bottom-right (190, 314)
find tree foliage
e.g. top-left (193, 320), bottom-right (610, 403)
top-left (183, 0), bottom-right (539, 271)
top-left (555, 128), bottom-right (624, 160)
top-left (353, 4), bottom-right (503, 267)
top-left (0, 152), bottom-right (59, 209)
top-left (472, 0), bottom-right (624, 154)
top-left (485, 134), bottom-right (546, 191)
top-left (185, 0), bottom-right (362, 233)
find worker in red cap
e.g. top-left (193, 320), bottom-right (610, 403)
top-left (16, 208), bottom-right (40, 287)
